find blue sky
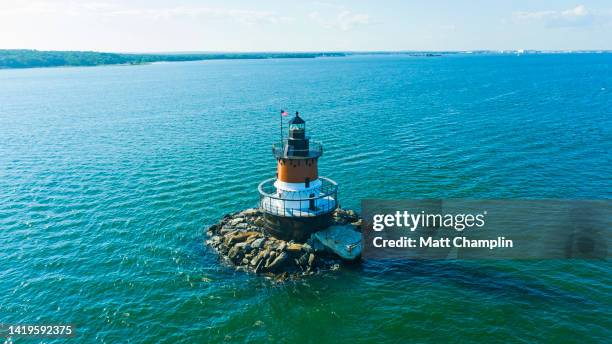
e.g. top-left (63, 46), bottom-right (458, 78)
top-left (0, 0), bottom-right (611, 52)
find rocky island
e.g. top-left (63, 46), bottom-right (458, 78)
top-left (205, 208), bottom-right (362, 282)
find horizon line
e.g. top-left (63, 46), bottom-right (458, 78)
top-left (2, 48), bottom-right (612, 54)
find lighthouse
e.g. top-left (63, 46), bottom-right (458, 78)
top-left (258, 112), bottom-right (339, 242)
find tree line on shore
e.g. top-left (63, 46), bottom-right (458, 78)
top-left (0, 49), bottom-right (346, 69)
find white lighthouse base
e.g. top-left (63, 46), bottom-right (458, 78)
top-left (259, 177), bottom-right (338, 218)
top-left (259, 179), bottom-right (335, 217)
top-left (262, 196), bottom-right (336, 217)
top-left (258, 176), bottom-right (338, 241)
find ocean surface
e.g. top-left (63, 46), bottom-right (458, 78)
top-left (0, 54), bottom-right (610, 343)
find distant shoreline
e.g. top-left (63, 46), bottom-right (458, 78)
top-left (1, 49), bottom-right (610, 70)
top-left (0, 50), bottom-right (346, 70)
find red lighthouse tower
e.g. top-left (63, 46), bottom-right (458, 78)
top-left (258, 112), bottom-right (338, 242)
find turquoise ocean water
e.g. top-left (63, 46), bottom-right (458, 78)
top-left (0, 54), bottom-right (610, 343)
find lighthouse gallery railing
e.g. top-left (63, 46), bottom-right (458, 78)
top-left (258, 177), bottom-right (338, 217)
top-left (272, 140), bottom-right (323, 159)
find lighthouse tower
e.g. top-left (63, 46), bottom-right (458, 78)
top-left (258, 112), bottom-right (338, 242)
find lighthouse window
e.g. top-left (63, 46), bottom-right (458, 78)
top-left (290, 124), bottom-right (305, 130)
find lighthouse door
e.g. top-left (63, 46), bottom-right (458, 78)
top-left (309, 193), bottom-right (315, 210)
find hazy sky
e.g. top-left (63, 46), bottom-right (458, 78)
top-left (1, 0), bottom-right (611, 52)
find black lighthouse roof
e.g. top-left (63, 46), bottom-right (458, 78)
top-left (288, 112), bottom-right (305, 125)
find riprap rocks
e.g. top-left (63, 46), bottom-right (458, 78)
top-left (205, 208), bottom-right (361, 281)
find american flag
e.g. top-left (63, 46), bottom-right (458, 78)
top-left (281, 110), bottom-right (289, 116)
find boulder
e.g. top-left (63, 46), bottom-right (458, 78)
top-left (262, 248), bottom-right (271, 259)
top-left (228, 245), bottom-right (242, 261)
top-left (245, 235), bottom-right (258, 244)
top-left (307, 253), bottom-right (315, 268)
top-left (286, 243), bottom-right (303, 253)
top-left (239, 208), bottom-right (260, 217)
top-left (254, 217), bottom-right (265, 227)
top-left (302, 243), bottom-right (313, 253)
top-left (254, 258), bottom-right (265, 273)
top-left (235, 222), bottom-right (249, 230)
top-left (210, 235), bottom-right (222, 245)
top-left (234, 242), bottom-right (251, 253)
top-left (220, 226), bottom-right (234, 234)
top-left (264, 251), bottom-right (278, 268)
top-left (250, 251), bottom-right (266, 266)
top-left (268, 250), bottom-right (277, 260)
top-left (228, 217), bottom-right (245, 226)
top-left (266, 251), bottom-right (289, 271)
top-left (264, 240), bottom-right (275, 249)
top-left (332, 208), bottom-right (359, 224)
top-left (227, 231), bottom-right (260, 245)
top-left (251, 238), bottom-right (265, 249)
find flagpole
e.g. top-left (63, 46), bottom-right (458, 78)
top-left (280, 110), bottom-right (283, 143)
